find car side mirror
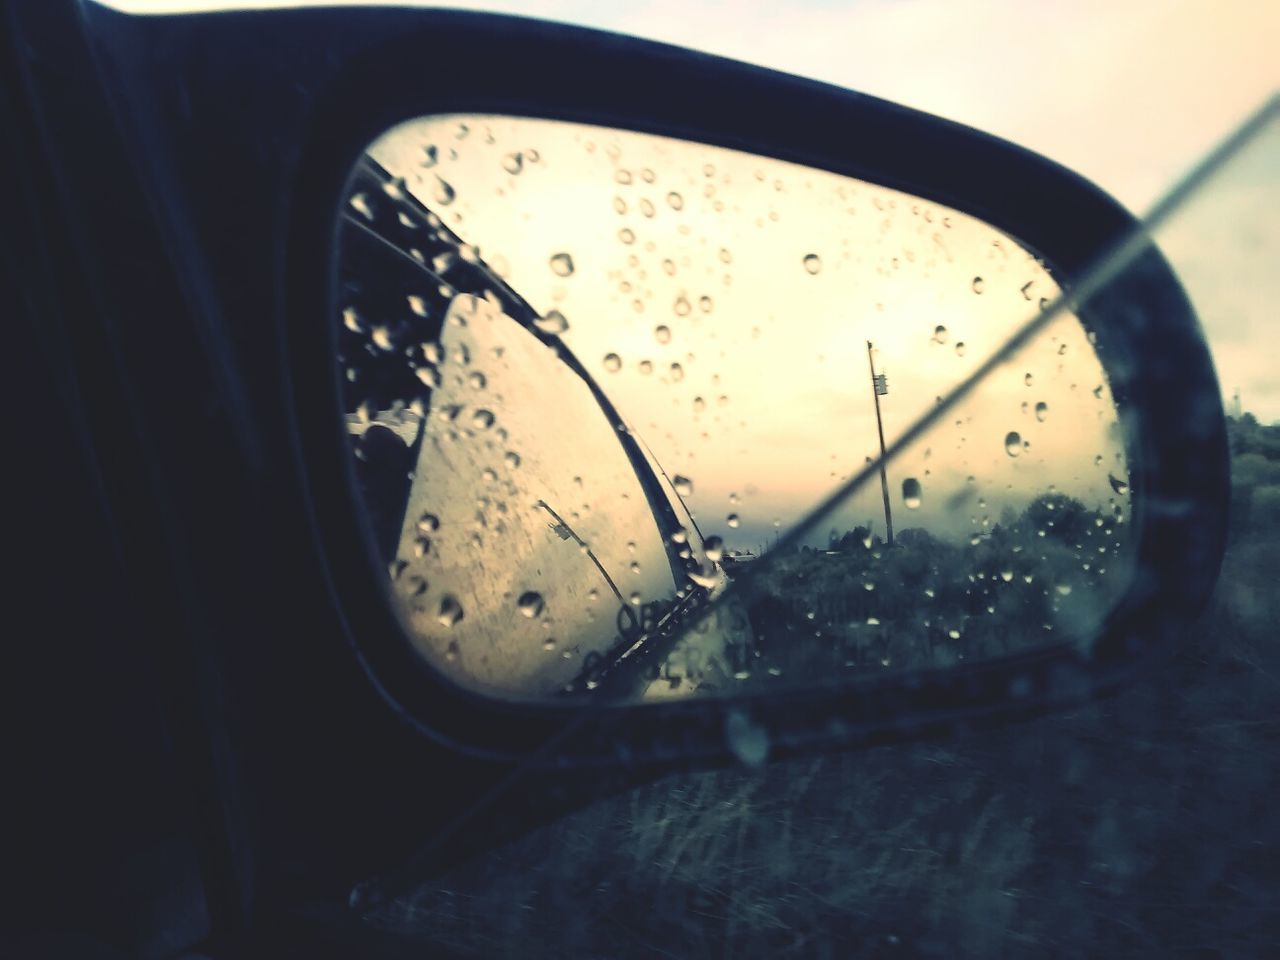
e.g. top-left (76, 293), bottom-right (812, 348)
top-left (284, 11), bottom-right (1229, 767)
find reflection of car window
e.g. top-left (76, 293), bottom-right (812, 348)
top-left (340, 157), bottom-right (722, 700)
top-left (388, 293), bottom-right (678, 698)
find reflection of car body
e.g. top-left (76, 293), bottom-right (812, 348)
top-left (341, 157), bottom-right (752, 699)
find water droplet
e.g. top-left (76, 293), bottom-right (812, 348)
top-left (437, 595), bottom-right (464, 627)
top-left (687, 564), bottom-right (718, 589)
top-left (1108, 473), bottom-right (1129, 495)
top-left (704, 536), bottom-right (724, 562)
top-left (629, 591), bottom-right (642, 606)
top-left (1035, 401), bottom-right (1048, 422)
top-left (615, 168), bottom-right (633, 185)
top-left (666, 191), bottom-right (684, 210)
top-left (672, 475), bottom-right (694, 497)
top-left (1005, 431), bottom-right (1022, 457)
top-left (674, 295), bottom-right (691, 317)
top-left (535, 309), bottom-right (569, 335)
top-left (420, 144), bottom-right (439, 167)
top-left (467, 371), bottom-right (487, 390)
top-left (902, 477), bottom-right (922, 509)
top-left (471, 409), bottom-right (495, 430)
top-left (933, 325), bottom-right (948, 344)
top-left (1000, 569), bottom-right (1014, 582)
top-left (618, 227), bottom-right (635, 244)
top-left (549, 253), bottom-right (575, 277)
top-left (417, 513), bottom-right (440, 534)
top-left (341, 306), bottom-right (365, 333)
top-left (502, 152), bottom-right (524, 175)
top-left (802, 254), bottom-right (822, 275)
top-left (725, 711), bottom-right (768, 767)
top-left (955, 341), bottom-right (966, 356)
top-left (517, 591), bottom-right (545, 618)
top-left (612, 196), bottom-right (627, 215)
top-left (1055, 583), bottom-right (1073, 596)
top-left (603, 353), bottom-right (622, 372)
top-left (726, 513), bottom-right (740, 529)
top-left (349, 193), bottom-right (374, 220)
top-left (432, 176), bottom-right (456, 205)
top-left (412, 536), bottom-right (431, 558)
top-left (415, 366), bottom-right (441, 388)
top-left (948, 628), bottom-right (962, 640)
top-left (699, 296), bottom-right (713, 313)
top-left (971, 276), bottom-right (985, 294)
top-left (654, 325), bottom-right (672, 345)
top-left (639, 198), bottom-right (655, 218)
top-left (669, 362), bottom-right (684, 382)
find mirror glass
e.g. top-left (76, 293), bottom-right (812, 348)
top-left (336, 115), bottom-right (1135, 703)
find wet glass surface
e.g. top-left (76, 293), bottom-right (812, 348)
top-left (338, 116), bottom-right (1136, 701)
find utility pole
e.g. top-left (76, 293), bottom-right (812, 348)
top-left (866, 340), bottom-right (893, 547)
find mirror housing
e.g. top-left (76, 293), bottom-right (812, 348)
top-left (79, 7), bottom-right (1226, 767)
top-left (281, 10), bottom-right (1227, 765)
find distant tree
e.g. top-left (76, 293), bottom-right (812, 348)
top-left (1023, 492), bottom-right (1095, 546)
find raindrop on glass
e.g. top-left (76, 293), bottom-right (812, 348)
top-left (437, 595), bottom-right (464, 627)
top-left (535, 309), bottom-right (569, 335)
top-left (517, 591), bottom-right (545, 618)
top-left (432, 176), bottom-right (456, 206)
top-left (802, 254), bottom-right (822, 275)
top-left (902, 477), bottom-right (922, 509)
top-left (549, 252), bottom-right (575, 277)
top-left (1005, 431), bottom-right (1023, 457)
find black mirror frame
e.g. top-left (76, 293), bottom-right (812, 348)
top-left (86, 6), bottom-right (1227, 768)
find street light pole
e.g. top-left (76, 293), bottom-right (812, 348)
top-left (867, 340), bottom-right (893, 547)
